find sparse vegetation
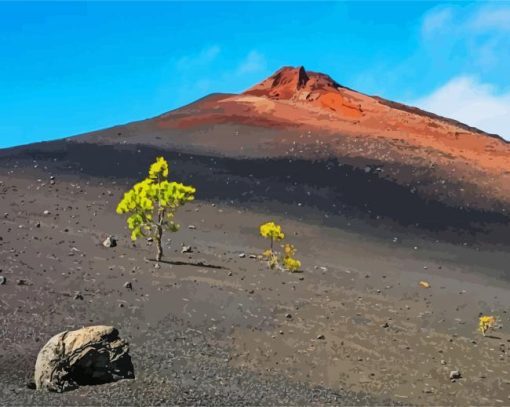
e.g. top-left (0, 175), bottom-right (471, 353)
top-left (479, 315), bottom-right (496, 336)
top-left (116, 157), bottom-right (196, 262)
top-left (259, 222), bottom-right (301, 272)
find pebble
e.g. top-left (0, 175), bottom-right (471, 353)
top-left (181, 246), bottom-right (193, 253)
top-left (124, 281), bottom-right (133, 290)
top-left (103, 236), bottom-right (117, 248)
top-left (0, 276), bottom-right (6, 285)
top-left (449, 370), bottom-right (461, 380)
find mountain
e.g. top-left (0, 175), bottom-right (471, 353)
top-left (2, 66), bottom-right (509, 241)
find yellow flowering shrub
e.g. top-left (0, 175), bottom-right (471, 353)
top-left (259, 223), bottom-right (301, 272)
top-left (259, 222), bottom-right (285, 242)
top-left (117, 157), bottom-right (195, 262)
top-left (479, 315), bottom-right (496, 336)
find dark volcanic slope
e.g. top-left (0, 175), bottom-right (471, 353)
top-left (1, 66), bottom-right (509, 243)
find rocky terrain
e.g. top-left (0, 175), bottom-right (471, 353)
top-left (1, 66), bottom-right (510, 405)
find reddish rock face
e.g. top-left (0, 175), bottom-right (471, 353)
top-left (243, 66), bottom-right (354, 112)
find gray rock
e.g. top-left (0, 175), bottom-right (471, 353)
top-left (449, 370), bottom-right (461, 380)
top-left (181, 245), bottom-right (192, 253)
top-left (124, 281), bottom-right (132, 290)
top-left (102, 236), bottom-right (117, 248)
top-left (34, 325), bottom-right (134, 392)
top-left (238, 253), bottom-right (246, 258)
top-left (0, 276), bottom-right (6, 285)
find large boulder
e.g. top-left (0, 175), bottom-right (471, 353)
top-left (34, 325), bottom-right (134, 392)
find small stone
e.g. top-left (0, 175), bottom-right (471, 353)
top-left (285, 313), bottom-right (292, 319)
top-left (440, 360), bottom-right (446, 365)
top-left (227, 271), bottom-right (233, 276)
top-left (316, 334), bottom-right (325, 340)
top-left (124, 282), bottom-right (132, 290)
top-left (238, 253), bottom-right (246, 258)
top-left (17, 279), bottom-right (27, 286)
top-left (449, 370), bottom-right (461, 380)
top-left (0, 276), bottom-right (6, 285)
top-left (73, 292), bottom-right (84, 300)
top-left (249, 254), bottom-right (257, 259)
top-left (181, 245), bottom-right (192, 253)
top-left (188, 225), bottom-right (196, 230)
top-left (43, 210), bottom-right (50, 215)
top-left (102, 236), bottom-right (117, 248)
top-left (381, 322), bottom-right (389, 328)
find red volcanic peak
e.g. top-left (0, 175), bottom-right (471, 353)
top-left (243, 66), bottom-right (342, 101)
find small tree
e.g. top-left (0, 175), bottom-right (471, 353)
top-left (259, 221), bottom-right (301, 272)
top-left (116, 157), bottom-right (195, 262)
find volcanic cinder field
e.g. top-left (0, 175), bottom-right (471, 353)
top-left (1, 67), bottom-right (510, 406)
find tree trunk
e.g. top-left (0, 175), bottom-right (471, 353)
top-left (156, 225), bottom-right (163, 262)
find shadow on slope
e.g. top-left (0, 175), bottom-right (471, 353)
top-left (1, 141), bottom-right (509, 245)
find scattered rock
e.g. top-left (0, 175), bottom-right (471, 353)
top-left (123, 282), bottom-right (132, 290)
top-left (34, 325), bottom-right (134, 392)
top-left (419, 280), bottom-right (431, 289)
top-left (181, 245), bottom-right (192, 253)
top-left (102, 236), bottom-right (117, 248)
top-left (0, 276), bottom-right (6, 285)
top-left (238, 253), bottom-right (246, 258)
top-left (449, 370), bottom-right (461, 380)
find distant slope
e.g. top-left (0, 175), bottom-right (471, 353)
top-left (1, 66), bottom-right (509, 242)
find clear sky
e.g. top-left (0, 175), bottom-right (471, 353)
top-left (1, 1), bottom-right (509, 148)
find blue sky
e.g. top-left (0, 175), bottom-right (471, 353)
top-left (1, 1), bottom-right (509, 148)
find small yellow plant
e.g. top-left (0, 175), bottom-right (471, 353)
top-left (479, 315), bottom-right (496, 336)
top-left (259, 223), bottom-right (301, 272)
top-left (117, 157), bottom-right (195, 262)
top-left (282, 243), bottom-right (301, 272)
top-left (260, 222), bottom-right (285, 250)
